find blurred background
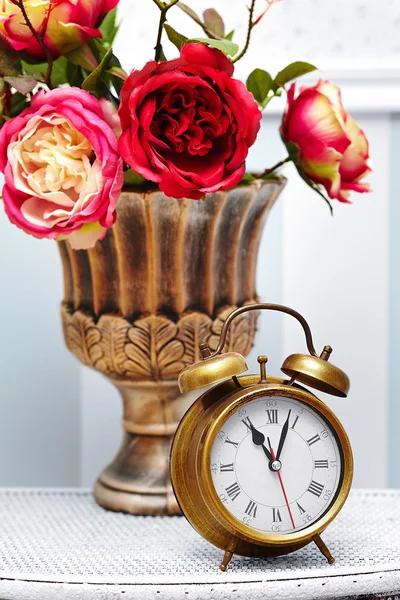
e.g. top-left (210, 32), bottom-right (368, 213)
top-left (0, 0), bottom-right (398, 489)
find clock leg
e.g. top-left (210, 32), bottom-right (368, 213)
top-left (219, 550), bottom-right (234, 572)
top-left (219, 540), bottom-right (238, 572)
top-left (313, 534), bottom-right (335, 564)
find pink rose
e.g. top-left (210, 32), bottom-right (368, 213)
top-left (118, 42), bottom-right (262, 200)
top-left (0, 87), bottom-right (123, 249)
top-left (0, 0), bottom-right (119, 60)
top-left (281, 80), bottom-right (371, 203)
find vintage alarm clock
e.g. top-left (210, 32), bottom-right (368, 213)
top-left (170, 303), bottom-right (353, 571)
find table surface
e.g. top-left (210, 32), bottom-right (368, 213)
top-left (0, 488), bottom-right (399, 600)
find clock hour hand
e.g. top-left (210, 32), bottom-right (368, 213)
top-left (276, 409), bottom-right (291, 462)
top-left (245, 417), bottom-right (273, 462)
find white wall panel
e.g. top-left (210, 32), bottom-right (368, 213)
top-left (281, 115), bottom-right (390, 487)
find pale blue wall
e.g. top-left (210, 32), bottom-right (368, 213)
top-left (389, 113), bottom-right (400, 487)
top-left (0, 207), bottom-right (80, 486)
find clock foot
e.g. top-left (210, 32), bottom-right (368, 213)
top-left (219, 550), bottom-right (234, 572)
top-left (313, 534), bottom-right (335, 564)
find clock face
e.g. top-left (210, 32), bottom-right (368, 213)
top-left (210, 395), bottom-right (343, 534)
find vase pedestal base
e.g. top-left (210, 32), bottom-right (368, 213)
top-left (93, 380), bottom-right (194, 515)
top-left (94, 477), bottom-right (180, 516)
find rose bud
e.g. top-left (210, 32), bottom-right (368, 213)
top-left (0, 87), bottom-right (123, 249)
top-left (281, 80), bottom-right (371, 203)
top-left (118, 42), bottom-right (262, 200)
top-left (0, 0), bottom-right (119, 60)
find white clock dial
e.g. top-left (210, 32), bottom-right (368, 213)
top-left (210, 395), bottom-right (343, 534)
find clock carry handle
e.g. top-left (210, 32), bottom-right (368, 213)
top-left (178, 302), bottom-right (350, 397)
top-left (199, 303), bottom-right (319, 359)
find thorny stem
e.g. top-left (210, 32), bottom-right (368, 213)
top-left (257, 156), bottom-right (291, 179)
top-left (11, 0), bottom-right (54, 89)
top-left (232, 0), bottom-right (257, 64)
top-left (152, 0), bottom-right (180, 61)
top-left (233, 0), bottom-right (281, 64)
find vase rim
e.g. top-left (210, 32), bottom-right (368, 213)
top-left (121, 175), bottom-right (287, 195)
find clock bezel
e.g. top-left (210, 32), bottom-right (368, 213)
top-left (201, 383), bottom-right (352, 548)
top-left (170, 375), bottom-right (353, 557)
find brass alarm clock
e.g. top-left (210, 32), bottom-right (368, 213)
top-left (170, 303), bottom-right (353, 571)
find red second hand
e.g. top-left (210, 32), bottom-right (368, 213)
top-left (270, 445), bottom-right (296, 529)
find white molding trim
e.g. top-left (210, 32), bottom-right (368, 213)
top-left (264, 67), bottom-right (400, 115)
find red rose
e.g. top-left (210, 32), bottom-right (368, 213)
top-left (281, 81), bottom-right (371, 203)
top-left (118, 43), bottom-right (262, 200)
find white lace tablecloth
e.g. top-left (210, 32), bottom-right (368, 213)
top-left (0, 488), bottom-right (399, 600)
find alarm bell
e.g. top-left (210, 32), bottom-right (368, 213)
top-left (281, 351), bottom-right (350, 397)
top-left (178, 350), bottom-right (248, 392)
top-left (178, 303), bottom-right (350, 397)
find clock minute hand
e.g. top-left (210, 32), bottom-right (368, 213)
top-left (276, 409), bottom-right (291, 462)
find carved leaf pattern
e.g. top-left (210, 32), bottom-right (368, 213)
top-left (177, 313), bottom-right (213, 367)
top-left (60, 304), bottom-right (258, 381)
top-left (208, 305), bottom-right (258, 356)
top-left (125, 316), bottom-right (185, 380)
top-left (62, 307), bottom-right (103, 368)
top-left (95, 315), bottom-right (129, 376)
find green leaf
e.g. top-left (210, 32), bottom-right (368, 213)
top-left (124, 169), bottom-right (146, 188)
top-left (274, 61), bottom-right (317, 88)
top-left (177, 2), bottom-right (203, 26)
top-left (21, 60), bottom-right (46, 78)
top-left (51, 56), bottom-right (69, 87)
top-left (65, 61), bottom-right (84, 87)
top-left (203, 8), bottom-right (225, 38)
top-left (285, 141), bottom-right (300, 163)
top-left (9, 91), bottom-right (29, 118)
top-left (159, 45), bottom-right (167, 61)
top-left (0, 33), bottom-right (21, 76)
top-left (246, 68), bottom-right (273, 105)
top-left (99, 7), bottom-right (119, 46)
top-left (225, 29), bottom-right (235, 41)
top-left (90, 38), bottom-right (110, 61)
top-left (21, 56), bottom-right (69, 87)
top-left (106, 66), bottom-right (126, 80)
top-left (190, 37), bottom-right (238, 56)
top-left (82, 46), bottom-right (113, 94)
top-left (239, 173), bottom-right (256, 184)
top-left (164, 24), bottom-right (188, 51)
top-left (65, 44), bottom-right (98, 71)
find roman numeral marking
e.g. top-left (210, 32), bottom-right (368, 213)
top-left (241, 417), bottom-right (252, 431)
top-left (296, 502), bottom-right (306, 515)
top-left (291, 415), bottom-right (300, 430)
top-left (220, 463), bottom-right (234, 472)
top-left (225, 438), bottom-right (239, 448)
top-left (308, 480), bottom-right (324, 497)
top-left (266, 409), bottom-right (278, 424)
top-left (314, 460), bottom-right (329, 469)
top-left (245, 500), bottom-right (258, 518)
top-left (307, 434), bottom-right (321, 446)
top-left (272, 508), bottom-right (282, 522)
top-left (225, 482), bottom-right (241, 501)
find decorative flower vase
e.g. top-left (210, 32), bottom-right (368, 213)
top-left (58, 179), bottom-right (285, 515)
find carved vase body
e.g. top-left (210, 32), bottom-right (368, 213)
top-left (59, 179), bottom-right (285, 515)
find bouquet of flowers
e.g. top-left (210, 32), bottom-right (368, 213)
top-left (0, 0), bottom-right (371, 250)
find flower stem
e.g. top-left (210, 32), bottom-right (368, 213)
top-left (257, 156), bottom-right (291, 179)
top-left (152, 0), bottom-right (180, 61)
top-left (233, 0), bottom-right (281, 64)
top-left (12, 0), bottom-right (54, 89)
top-left (232, 0), bottom-right (257, 64)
